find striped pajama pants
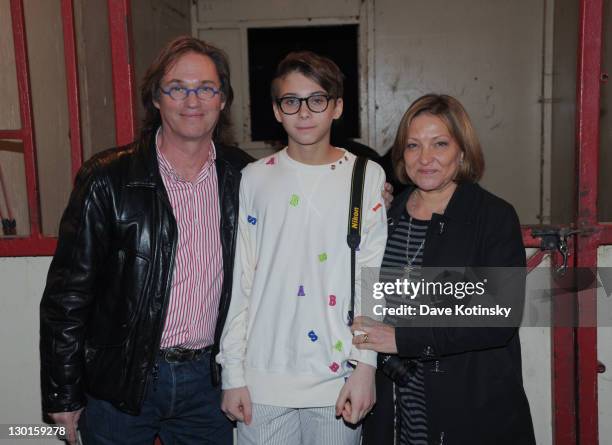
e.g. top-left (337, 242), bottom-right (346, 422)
top-left (237, 404), bottom-right (361, 445)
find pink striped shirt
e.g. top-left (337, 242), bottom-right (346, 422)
top-left (156, 136), bottom-right (223, 349)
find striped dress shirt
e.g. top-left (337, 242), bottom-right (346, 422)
top-left (156, 136), bottom-right (223, 349)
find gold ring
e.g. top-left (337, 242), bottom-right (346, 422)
top-left (362, 334), bottom-right (369, 343)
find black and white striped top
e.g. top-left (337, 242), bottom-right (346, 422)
top-left (381, 211), bottom-right (429, 445)
top-left (383, 213), bottom-right (428, 267)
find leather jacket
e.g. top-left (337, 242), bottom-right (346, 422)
top-left (40, 130), bottom-right (253, 415)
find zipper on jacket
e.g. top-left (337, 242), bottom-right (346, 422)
top-left (151, 235), bottom-right (176, 363)
top-left (432, 360), bottom-right (444, 373)
top-left (151, 362), bottom-right (160, 392)
top-left (393, 382), bottom-right (398, 445)
top-left (138, 201), bottom-right (178, 408)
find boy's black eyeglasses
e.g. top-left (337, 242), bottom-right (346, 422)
top-left (276, 94), bottom-right (333, 115)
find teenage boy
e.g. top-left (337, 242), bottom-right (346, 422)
top-left (217, 51), bottom-right (387, 444)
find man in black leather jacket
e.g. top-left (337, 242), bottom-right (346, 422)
top-left (40, 36), bottom-right (252, 445)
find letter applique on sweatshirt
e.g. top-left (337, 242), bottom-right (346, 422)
top-left (308, 330), bottom-right (318, 342)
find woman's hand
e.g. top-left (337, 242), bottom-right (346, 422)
top-left (382, 182), bottom-right (394, 209)
top-left (351, 316), bottom-right (398, 354)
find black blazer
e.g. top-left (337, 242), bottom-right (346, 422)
top-left (363, 182), bottom-right (535, 445)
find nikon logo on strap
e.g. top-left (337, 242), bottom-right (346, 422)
top-left (347, 156), bottom-right (367, 326)
top-left (351, 207), bottom-right (360, 229)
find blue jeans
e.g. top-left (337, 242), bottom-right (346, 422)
top-left (79, 351), bottom-right (232, 445)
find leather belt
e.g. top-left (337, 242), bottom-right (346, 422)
top-left (159, 346), bottom-right (212, 363)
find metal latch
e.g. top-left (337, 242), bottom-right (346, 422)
top-left (531, 227), bottom-right (582, 275)
top-left (1, 218), bottom-right (16, 236)
top-left (598, 361), bottom-right (606, 374)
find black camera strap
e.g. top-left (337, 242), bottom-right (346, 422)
top-left (347, 156), bottom-right (367, 326)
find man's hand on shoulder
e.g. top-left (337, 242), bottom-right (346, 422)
top-left (335, 362), bottom-right (376, 425)
top-left (49, 408), bottom-right (83, 445)
top-left (221, 386), bottom-right (253, 425)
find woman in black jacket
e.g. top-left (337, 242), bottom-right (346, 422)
top-left (353, 94), bottom-right (535, 445)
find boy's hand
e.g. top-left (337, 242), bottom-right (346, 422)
top-left (335, 363), bottom-right (376, 424)
top-left (382, 182), bottom-right (394, 209)
top-left (221, 387), bottom-right (253, 425)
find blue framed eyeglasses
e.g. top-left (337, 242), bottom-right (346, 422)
top-left (159, 85), bottom-right (221, 101)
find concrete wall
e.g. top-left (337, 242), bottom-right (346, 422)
top-left (598, 247), bottom-right (612, 444)
top-left (0, 256), bottom-right (56, 445)
top-left (0, 0), bottom-right (29, 237)
top-left (131, 0), bottom-right (192, 129)
top-left (0, 2), bottom-right (22, 238)
top-left (23, 0), bottom-right (73, 237)
top-left (74, 0), bottom-right (117, 159)
top-left (373, 0), bottom-right (546, 223)
top-left (194, 0), bottom-right (548, 224)
top-left (0, 0), bottom-right (20, 131)
top-left (521, 250), bottom-right (553, 445)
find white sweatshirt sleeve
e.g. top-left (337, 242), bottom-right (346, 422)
top-left (216, 177), bottom-right (255, 389)
top-left (348, 162), bottom-right (388, 368)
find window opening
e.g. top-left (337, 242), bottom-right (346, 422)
top-left (247, 25), bottom-right (360, 143)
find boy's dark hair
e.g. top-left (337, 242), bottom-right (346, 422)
top-left (270, 51), bottom-right (344, 100)
top-left (140, 36), bottom-right (233, 140)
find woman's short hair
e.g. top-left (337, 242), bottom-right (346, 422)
top-left (140, 36), bottom-right (233, 140)
top-left (391, 94), bottom-right (485, 184)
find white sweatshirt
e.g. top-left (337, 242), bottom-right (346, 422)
top-left (217, 148), bottom-right (387, 407)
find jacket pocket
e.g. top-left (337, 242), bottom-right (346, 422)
top-left (88, 248), bottom-right (151, 347)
